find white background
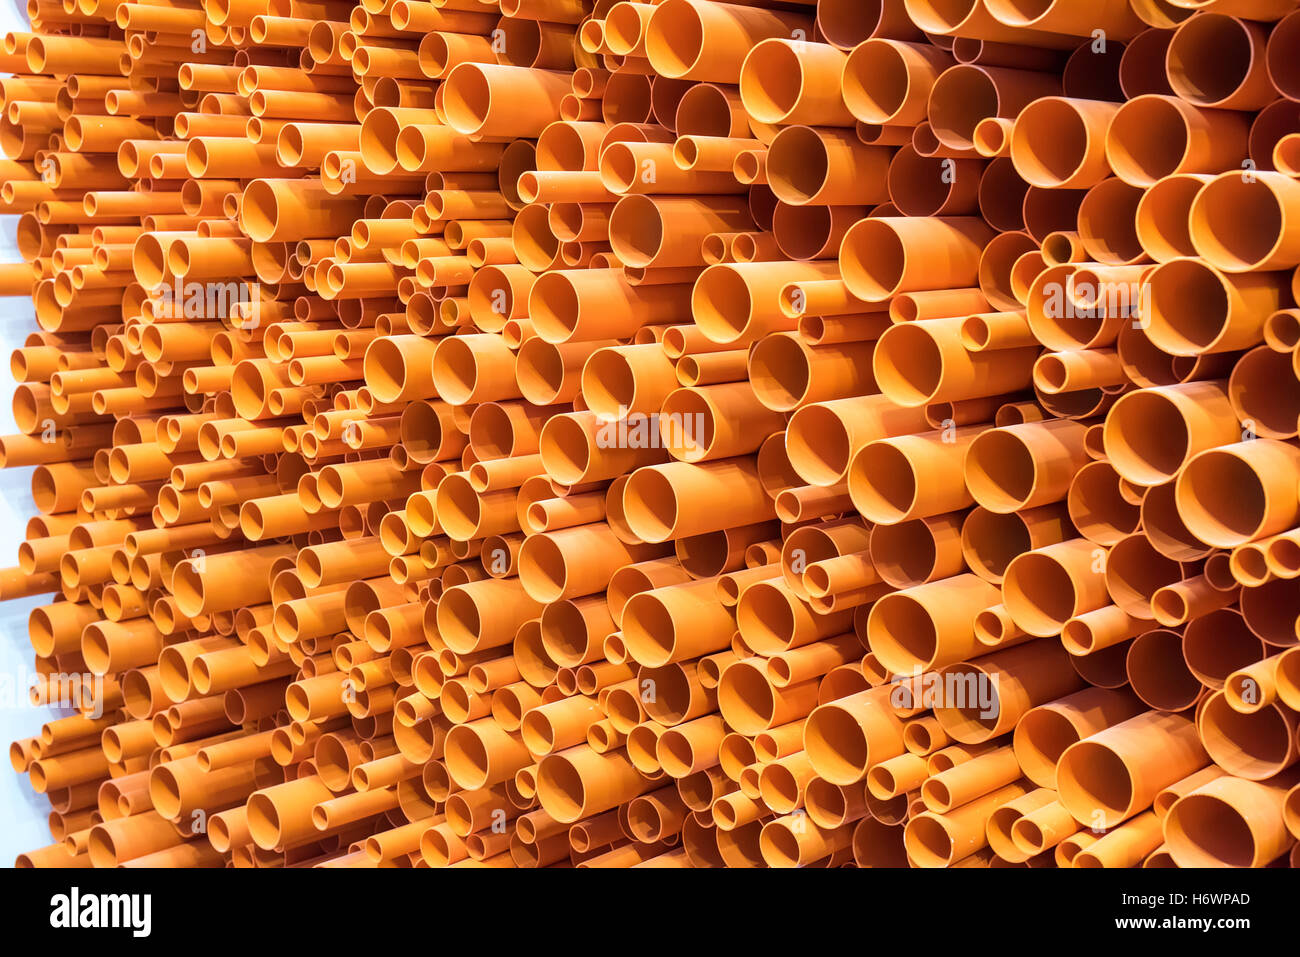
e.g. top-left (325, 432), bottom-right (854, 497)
top-left (0, 1), bottom-right (77, 863)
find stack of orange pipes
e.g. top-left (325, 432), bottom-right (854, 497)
top-left (2, 0), bottom-right (1300, 869)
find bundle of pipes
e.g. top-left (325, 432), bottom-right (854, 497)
top-left (3, 0), bottom-right (1300, 870)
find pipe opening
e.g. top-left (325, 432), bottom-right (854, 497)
top-left (1105, 391), bottom-right (1192, 485)
top-left (1178, 451), bottom-right (1267, 546)
top-left (786, 405), bottom-right (850, 485)
top-left (873, 322), bottom-right (939, 403)
top-left (1200, 695), bottom-right (1293, 779)
top-left (1191, 176), bottom-right (1283, 271)
top-left (1166, 793), bottom-right (1255, 867)
top-left (904, 815), bottom-right (953, 867)
top-left (803, 703), bottom-right (869, 784)
top-left (1167, 15), bottom-right (1253, 106)
top-left (693, 266), bottom-right (753, 341)
top-left (740, 42), bottom-right (803, 124)
top-left (645, 0), bottom-right (704, 79)
top-left (437, 587), bottom-right (482, 653)
top-left (928, 66), bottom-right (995, 149)
top-left (442, 66), bottom-right (491, 135)
top-left (843, 41), bottom-right (907, 123)
top-left (623, 468), bottom-right (678, 542)
top-left (1004, 553), bottom-right (1075, 633)
top-left (768, 127), bottom-right (830, 203)
top-left (244, 792), bottom-right (281, 849)
top-left (1108, 97), bottom-right (1189, 184)
top-left (718, 662), bottom-right (775, 733)
top-left (1013, 100), bottom-right (1088, 185)
top-left (966, 431), bottom-right (1034, 511)
top-left (869, 593), bottom-right (937, 671)
top-left (1016, 708), bottom-right (1079, 786)
top-left (444, 726), bottom-right (490, 790)
top-left (1057, 741), bottom-right (1133, 823)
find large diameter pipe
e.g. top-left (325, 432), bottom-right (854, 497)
top-left (1056, 710), bottom-right (1208, 829)
top-left (621, 458), bottom-right (773, 542)
top-left (643, 0), bottom-right (812, 84)
top-left (1164, 773), bottom-right (1298, 868)
top-left (1175, 440), bottom-right (1300, 549)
